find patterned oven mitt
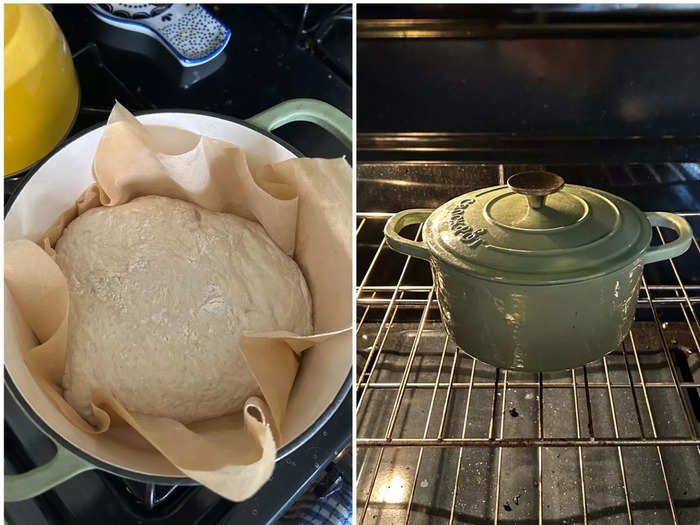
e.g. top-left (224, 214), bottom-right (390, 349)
top-left (87, 4), bottom-right (230, 67)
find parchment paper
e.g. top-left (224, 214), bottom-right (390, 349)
top-left (4, 102), bottom-right (352, 501)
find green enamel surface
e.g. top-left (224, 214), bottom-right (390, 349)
top-left (432, 258), bottom-right (643, 371)
top-left (423, 184), bottom-right (652, 284)
top-left (4, 444), bottom-right (94, 501)
top-left (247, 98), bottom-right (352, 151)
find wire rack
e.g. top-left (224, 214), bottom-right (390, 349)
top-left (356, 210), bottom-right (700, 525)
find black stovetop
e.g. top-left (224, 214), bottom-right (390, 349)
top-left (4, 4), bottom-right (351, 524)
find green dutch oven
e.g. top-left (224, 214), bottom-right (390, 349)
top-left (385, 171), bottom-right (693, 372)
top-left (5, 98), bottom-right (352, 501)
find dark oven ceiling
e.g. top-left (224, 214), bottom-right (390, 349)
top-left (357, 4), bottom-right (700, 163)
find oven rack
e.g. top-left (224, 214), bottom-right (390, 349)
top-left (356, 211), bottom-right (700, 525)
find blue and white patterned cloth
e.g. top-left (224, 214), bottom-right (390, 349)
top-left (279, 475), bottom-right (352, 525)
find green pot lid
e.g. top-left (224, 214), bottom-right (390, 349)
top-left (423, 171), bottom-right (652, 284)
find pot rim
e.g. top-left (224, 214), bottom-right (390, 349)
top-left (424, 226), bottom-right (648, 286)
top-left (4, 107), bottom-right (304, 207)
top-left (4, 108), bottom-right (349, 483)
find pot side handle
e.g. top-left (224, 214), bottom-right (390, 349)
top-left (247, 98), bottom-right (352, 152)
top-left (642, 212), bottom-right (693, 265)
top-left (4, 441), bottom-right (94, 501)
top-left (384, 209), bottom-right (432, 261)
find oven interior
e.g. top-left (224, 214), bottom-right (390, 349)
top-left (356, 162), bottom-right (700, 524)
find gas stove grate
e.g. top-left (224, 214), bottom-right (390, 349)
top-left (356, 208), bottom-right (700, 524)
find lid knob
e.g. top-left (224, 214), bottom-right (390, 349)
top-left (507, 171), bottom-right (565, 209)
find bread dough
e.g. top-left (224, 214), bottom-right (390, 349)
top-left (55, 196), bottom-right (312, 425)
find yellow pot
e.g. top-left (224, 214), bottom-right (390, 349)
top-left (4, 4), bottom-right (79, 176)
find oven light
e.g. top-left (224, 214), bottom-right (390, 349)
top-left (376, 473), bottom-right (409, 504)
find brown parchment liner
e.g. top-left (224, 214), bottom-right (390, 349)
top-left (4, 103), bottom-right (352, 501)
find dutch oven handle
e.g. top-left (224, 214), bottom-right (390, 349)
top-left (642, 212), bottom-right (693, 265)
top-left (247, 98), bottom-right (352, 152)
top-left (384, 209), bottom-right (432, 261)
top-left (5, 437), bottom-right (94, 502)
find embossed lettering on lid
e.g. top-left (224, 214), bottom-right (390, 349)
top-left (422, 172), bottom-right (652, 284)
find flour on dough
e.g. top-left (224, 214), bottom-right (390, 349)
top-left (55, 195), bottom-right (312, 425)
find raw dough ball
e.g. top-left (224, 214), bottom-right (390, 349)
top-left (55, 195), bottom-right (312, 425)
